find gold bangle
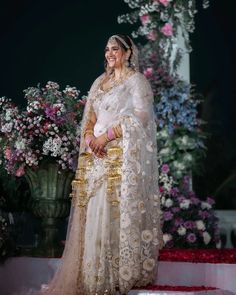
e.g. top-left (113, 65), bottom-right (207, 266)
top-left (116, 126), bottom-right (122, 137)
top-left (113, 126), bottom-right (122, 138)
top-left (112, 127), bottom-right (119, 138)
top-left (84, 130), bottom-right (94, 137)
top-left (104, 132), bottom-right (109, 143)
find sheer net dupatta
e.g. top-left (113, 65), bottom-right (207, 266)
top-left (39, 75), bottom-right (103, 295)
top-left (117, 73), bottom-right (163, 294)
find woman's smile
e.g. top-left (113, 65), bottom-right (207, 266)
top-left (105, 41), bottom-right (124, 69)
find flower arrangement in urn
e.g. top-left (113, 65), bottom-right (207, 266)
top-left (0, 82), bottom-right (84, 176)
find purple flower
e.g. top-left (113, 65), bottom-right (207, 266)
top-left (199, 210), bottom-right (210, 219)
top-left (45, 107), bottom-right (57, 120)
top-left (207, 197), bottom-right (215, 206)
top-left (170, 187), bottom-right (179, 197)
top-left (190, 196), bottom-right (200, 205)
top-left (187, 233), bottom-right (197, 243)
top-left (171, 207), bottom-right (180, 213)
top-left (183, 175), bottom-right (190, 187)
top-left (174, 217), bottom-right (184, 227)
top-left (165, 240), bottom-right (174, 248)
top-left (163, 211), bottom-right (174, 221)
top-left (54, 117), bottom-right (65, 125)
top-left (184, 220), bottom-right (195, 229)
top-left (177, 195), bottom-right (185, 203)
top-left (161, 164), bottom-right (170, 174)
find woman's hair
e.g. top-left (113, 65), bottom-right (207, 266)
top-left (104, 34), bottom-right (133, 71)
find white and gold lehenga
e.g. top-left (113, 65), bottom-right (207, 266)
top-left (40, 71), bottom-right (163, 295)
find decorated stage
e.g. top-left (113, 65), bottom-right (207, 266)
top-left (0, 249), bottom-right (235, 295)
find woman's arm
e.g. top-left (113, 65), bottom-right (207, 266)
top-left (83, 106), bottom-right (97, 146)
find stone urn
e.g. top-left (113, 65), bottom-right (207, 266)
top-left (25, 160), bottom-right (74, 257)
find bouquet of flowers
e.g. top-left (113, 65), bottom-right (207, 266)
top-left (159, 167), bottom-right (220, 249)
top-left (0, 82), bottom-right (85, 176)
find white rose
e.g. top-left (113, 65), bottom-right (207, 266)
top-left (180, 199), bottom-right (191, 209)
top-left (182, 135), bottom-right (189, 145)
top-left (183, 153), bottom-right (193, 162)
top-left (159, 147), bottom-right (170, 156)
top-left (161, 196), bottom-right (166, 205)
top-left (163, 233), bottom-right (172, 244)
top-left (165, 198), bottom-right (173, 208)
top-left (157, 129), bottom-right (168, 139)
top-left (201, 201), bottom-right (212, 210)
top-left (177, 226), bottom-right (186, 236)
top-left (173, 161), bottom-right (185, 170)
top-left (203, 231), bottom-right (211, 245)
top-left (196, 220), bottom-right (206, 231)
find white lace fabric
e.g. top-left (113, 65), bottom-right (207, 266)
top-left (39, 72), bottom-right (163, 295)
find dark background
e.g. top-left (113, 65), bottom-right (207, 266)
top-left (0, 0), bottom-right (235, 208)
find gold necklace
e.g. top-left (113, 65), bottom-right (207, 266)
top-left (107, 69), bottom-right (135, 91)
top-left (93, 69), bottom-right (136, 104)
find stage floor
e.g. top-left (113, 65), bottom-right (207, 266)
top-left (0, 249), bottom-right (236, 295)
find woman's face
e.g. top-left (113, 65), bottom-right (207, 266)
top-left (105, 39), bottom-right (126, 69)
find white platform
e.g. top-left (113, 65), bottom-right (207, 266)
top-left (0, 257), bottom-right (235, 295)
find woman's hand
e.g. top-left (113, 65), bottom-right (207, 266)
top-left (90, 134), bottom-right (108, 158)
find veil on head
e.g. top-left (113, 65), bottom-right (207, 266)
top-left (127, 36), bottom-right (139, 72)
top-left (108, 34), bottom-right (140, 72)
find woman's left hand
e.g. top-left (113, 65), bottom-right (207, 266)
top-left (90, 134), bottom-right (108, 157)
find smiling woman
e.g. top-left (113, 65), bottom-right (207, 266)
top-left (37, 34), bottom-right (163, 295)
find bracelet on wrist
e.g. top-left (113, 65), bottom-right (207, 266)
top-left (84, 129), bottom-right (94, 138)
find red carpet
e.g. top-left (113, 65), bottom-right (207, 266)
top-left (159, 249), bottom-right (236, 264)
top-left (134, 285), bottom-right (218, 291)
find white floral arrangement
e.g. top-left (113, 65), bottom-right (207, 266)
top-left (0, 82), bottom-right (85, 176)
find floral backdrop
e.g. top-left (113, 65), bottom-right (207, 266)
top-left (119, 0), bottom-right (220, 248)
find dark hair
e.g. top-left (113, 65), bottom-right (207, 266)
top-left (104, 34), bottom-right (133, 70)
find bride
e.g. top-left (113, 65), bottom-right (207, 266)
top-left (40, 34), bottom-right (163, 295)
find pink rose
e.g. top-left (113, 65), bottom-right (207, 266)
top-left (4, 147), bottom-right (12, 160)
top-left (15, 166), bottom-right (25, 177)
top-left (147, 30), bottom-right (157, 41)
top-left (161, 23), bottom-right (173, 37)
top-left (140, 14), bottom-right (150, 25)
top-left (159, 0), bottom-right (170, 7)
top-left (143, 68), bottom-right (153, 78)
top-left (161, 164), bottom-right (170, 174)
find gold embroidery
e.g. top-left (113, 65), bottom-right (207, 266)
top-left (70, 152), bottom-right (94, 207)
top-left (105, 145), bottom-right (123, 206)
